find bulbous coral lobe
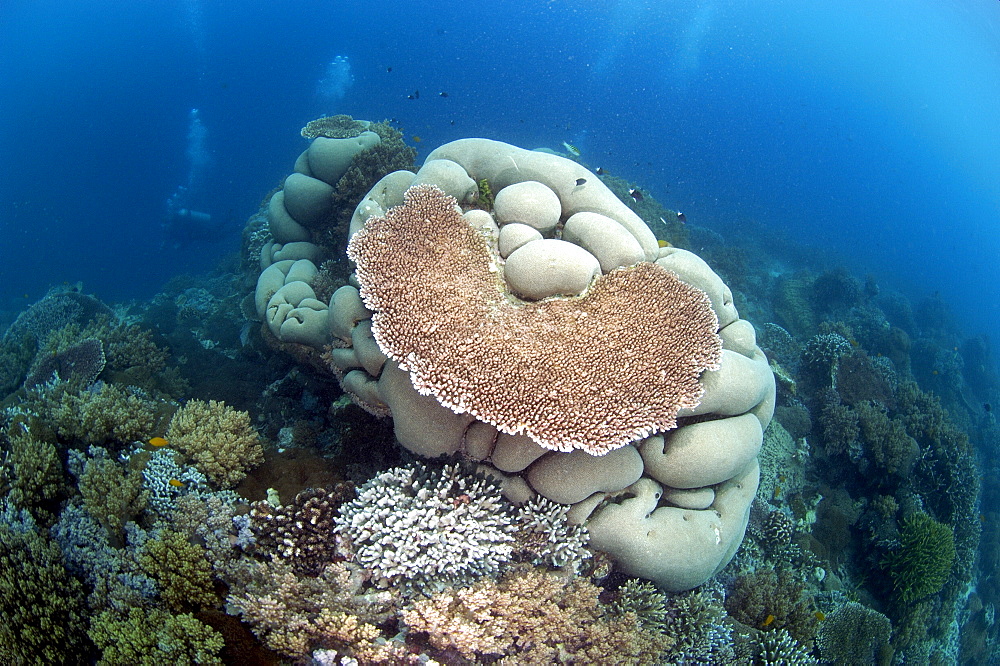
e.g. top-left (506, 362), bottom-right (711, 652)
top-left (348, 184), bottom-right (722, 455)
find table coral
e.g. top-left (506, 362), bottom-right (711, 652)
top-left (349, 184), bottom-right (722, 455)
top-left (166, 399), bottom-right (265, 489)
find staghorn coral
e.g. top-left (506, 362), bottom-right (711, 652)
top-left (166, 399), bottom-right (265, 489)
top-left (402, 566), bottom-right (674, 664)
top-left (0, 524), bottom-right (90, 664)
top-left (89, 606), bottom-right (224, 666)
top-left (249, 486), bottom-right (349, 576)
top-left (226, 559), bottom-right (393, 661)
top-left (659, 582), bottom-right (735, 662)
top-left (348, 184), bottom-right (721, 454)
top-left (607, 579), bottom-right (671, 632)
top-left (79, 455), bottom-right (148, 547)
top-left (883, 511), bottom-right (956, 603)
top-left (139, 528), bottom-right (218, 611)
top-left (815, 601), bottom-right (893, 665)
top-left (336, 462), bottom-right (516, 593)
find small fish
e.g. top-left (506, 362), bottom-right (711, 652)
top-left (562, 141), bottom-right (580, 157)
top-left (762, 614), bottom-right (776, 627)
top-left (168, 479), bottom-right (185, 488)
top-left (657, 239), bottom-right (671, 248)
top-left (628, 188), bottom-right (643, 202)
top-left (575, 178), bottom-right (587, 186)
top-left (148, 437), bottom-right (169, 447)
top-left (386, 66), bottom-right (392, 72)
top-left (450, 120), bottom-right (455, 125)
top-left (676, 211), bottom-right (686, 223)
top-left (985, 402), bottom-right (992, 413)
top-left (595, 167), bottom-right (606, 175)
top-left (407, 89), bottom-right (420, 100)
top-left (439, 91), bottom-right (449, 97)
top-left (412, 135), bottom-right (422, 143)
top-left (815, 611), bottom-right (826, 622)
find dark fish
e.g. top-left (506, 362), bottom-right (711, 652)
top-left (386, 66), bottom-right (393, 72)
top-left (450, 120), bottom-right (455, 125)
top-left (629, 188), bottom-right (643, 202)
top-left (575, 178), bottom-right (587, 186)
top-left (439, 91), bottom-right (449, 97)
top-left (676, 211), bottom-right (686, 223)
top-left (986, 402), bottom-right (993, 413)
top-left (407, 90), bottom-right (420, 100)
top-left (595, 167), bottom-right (606, 175)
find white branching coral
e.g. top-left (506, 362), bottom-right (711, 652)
top-left (336, 462), bottom-right (516, 593)
top-left (512, 495), bottom-right (591, 570)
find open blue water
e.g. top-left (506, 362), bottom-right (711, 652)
top-left (3, 0), bottom-right (998, 337)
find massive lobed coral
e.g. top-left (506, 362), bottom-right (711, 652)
top-left (254, 136), bottom-right (775, 592)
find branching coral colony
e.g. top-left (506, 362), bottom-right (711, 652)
top-left (0, 120), bottom-right (991, 664)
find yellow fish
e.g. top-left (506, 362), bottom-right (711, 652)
top-left (562, 141), bottom-right (580, 157)
top-left (168, 479), bottom-right (185, 488)
top-left (148, 437), bottom-right (169, 447)
top-left (762, 614), bottom-right (776, 627)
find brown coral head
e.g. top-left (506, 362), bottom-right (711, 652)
top-left (348, 184), bottom-right (722, 456)
top-left (25, 337), bottom-right (106, 388)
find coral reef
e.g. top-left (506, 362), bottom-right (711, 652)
top-left (336, 462), bottom-right (516, 592)
top-left (402, 566), bottom-right (674, 663)
top-left (138, 528), bottom-right (218, 611)
top-left (166, 399), bottom-right (265, 489)
top-left (301, 114), bottom-right (367, 140)
top-left (815, 601), bottom-right (893, 665)
top-left (725, 568), bottom-right (819, 646)
top-left (249, 486), bottom-right (349, 575)
top-left (89, 607), bottom-right (224, 666)
top-left (226, 560), bottom-right (393, 661)
top-left (24, 336), bottom-right (105, 388)
top-left (347, 184), bottom-right (722, 454)
top-left (0, 524), bottom-right (90, 664)
top-left (78, 455), bottom-right (148, 547)
top-left (510, 494), bottom-right (591, 570)
top-left (883, 511), bottom-right (956, 603)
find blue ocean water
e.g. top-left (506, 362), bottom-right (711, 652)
top-left (2, 0), bottom-right (1000, 662)
top-left (3, 0), bottom-right (998, 333)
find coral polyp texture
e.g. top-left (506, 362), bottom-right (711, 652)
top-left (347, 184), bottom-right (722, 454)
top-left (255, 137), bottom-right (775, 591)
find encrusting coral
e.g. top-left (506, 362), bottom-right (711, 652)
top-left (166, 399), bottom-right (265, 489)
top-left (402, 566), bottom-right (674, 664)
top-left (347, 184), bottom-right (722, 454)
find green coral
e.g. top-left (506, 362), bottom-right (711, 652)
top-left (607, 579), bottom-right (670, 632)
top-left (79, 456), bottom-right (148, 547)
top-left (5, 428), bottom-right (65, 524)
top-left (89, 607), bottom-right (224, 666)
top-left (32, 381), bottom-right (160, 446)
top-left (856, 400), bottom-right (918, 475)
top-left (139, 528), bottom-right (218, 611)
top-left (0, 525), bottom-right (90, 664)
top-left (475, 178), bottom-right (494, 211)
top-left (883, 512), bottom-right (956, 603)
top-left (816, 601), bottom-right (893, 665)
top-left (165, 399), bottom-right (264, 489)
